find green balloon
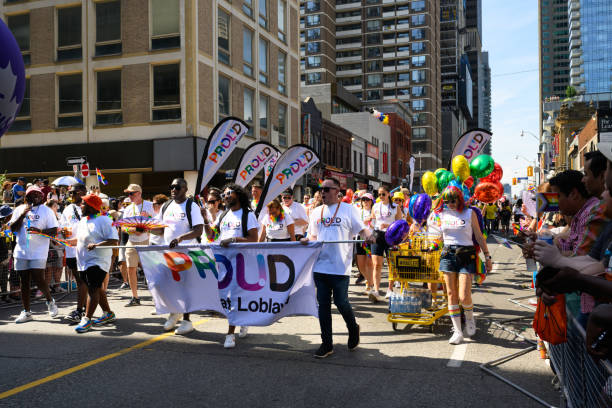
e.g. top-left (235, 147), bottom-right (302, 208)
top-left (434, 168), bottom-right (446, 179)
top-left (437, 171), bottom-right (455, 192)
top-left (470, 155), bottom-right (495, 179)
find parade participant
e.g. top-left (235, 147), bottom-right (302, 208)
top-left (12, 177), bottom-right (26, 205)
top-left (204, 184), bottom-right (259, 348)
top-left (302, 177), bottom-right (374, 358)
top-left (259, 198), bottom-right (295, 242)
top-left (281, 189), bottom-right (309, 240)
top-left (71, 194), bottom-right (118, 333)
top-left (393, 192), bottom-right (406, 218)
top-left (582, 150), bottom-right (607, 199)
top-left (306, 191), bottom-right (323, 217)
top-left (369, 185), bottom-right (402, 302)
top-left (41, 179), bottom-right (52, 199)
top-left (9, 186), bottom-right (59, 323)
top-left (44, 200), bottom-right (63, 293)
top-left (150, 194), bottom-right (169, 246)
top-left (0, 205), bottom-right (13, 302)
top-left (484, 202), bottom-right (498, 234)
top-left (500, 200), bottom-right (512, 236)
top-left (355, 193), bottom-right (374, 295)
top-left (251, 181), bottom-right (263, 209)
top-left (435, 186), bottom-right (492, 344)
top-left (2, 181), bottom-right (13, 203)
top-left (122, 184), bottom-right (155, 307)
top-left (154, 178), bottom-right (204, 335)
top-left (303, 194), bottom-right (311, 207)
top-left (61, 184), bottom-right (89, 324)
top-left (203, 189), bottom-right (222, 226)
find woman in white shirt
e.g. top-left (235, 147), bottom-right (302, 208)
top-left (259, 198), bottom-right (295, 242)
top-left (369, 186), bottom-right (402, 302)
top-left (355, 193), bottom-right (374, 295)
top-left (435, 185), bottom-right (492, 345)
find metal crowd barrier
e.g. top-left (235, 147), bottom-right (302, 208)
top-left (548, 308), bottom-right (612, 408)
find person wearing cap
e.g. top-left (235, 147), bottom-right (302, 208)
top-left (12, 177), bottom-right (26, 205)
top-left (69, 194), bottom-right (119, 333)
top-left (392, 191), bottom-right (407, 218)
top-left (60, 184), bottom-right (89, 324)
top-left (355, 193), bottom-right (375, 294)
top-left (281, 188), bottom-right (309, 240)
top-left (0, 205), bottom-right (14, 302)
top-left (251, 182), bottom-right (263, 210)
top-left (8, 186), bottom-right (59, 323)
top-left (121, 184), bottom-right (155, 307)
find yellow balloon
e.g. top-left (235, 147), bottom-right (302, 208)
top-left (382, 116), bottom-right (389, 125)
top-left (451, 155), bottom-right (470, 182)
top-left (421, 171), bottom-right (438, 196)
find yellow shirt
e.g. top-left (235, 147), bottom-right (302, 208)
top-left (485, 204), bottom-right (498, 219)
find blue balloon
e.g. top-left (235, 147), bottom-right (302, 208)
top-left (0, 19), bottom-right (26, 138)
top-left (462, 185), bottom-right (471, 203)
top-left (408, 194), bottom-right (418, 218)
top-left (448, 180), bottom-right (462, 190)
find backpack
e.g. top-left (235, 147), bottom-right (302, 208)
top-left (217, 207), bottom-right (250, 238)
top-left (161, 197), bottom-right (201, 243)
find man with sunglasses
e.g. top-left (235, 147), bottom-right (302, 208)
top-left (154, 178), bottom-right (204, 335)
top-left (122, 184), bottom-right (155, 307)
top-left (60, 184), bottom-right (88, 324)
top-left (281, 188), bottom-right (308, 240)
top-left (303, 178), bottom-right (375, 358)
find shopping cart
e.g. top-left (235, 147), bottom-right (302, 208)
top-left (387, 236), bottom-right (447, 332)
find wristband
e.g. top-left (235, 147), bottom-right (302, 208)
top-left (486, 256), bottom-right (492, 260)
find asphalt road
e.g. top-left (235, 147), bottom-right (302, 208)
top-left (0, 240), bottom-right (561, 408)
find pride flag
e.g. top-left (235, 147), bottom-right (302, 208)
top-left (536, 192), bottom-right (559, 213)
top-left (96, 168), bottom-right (108, 186)
top-left (512, 223), bottom-right (521, 235)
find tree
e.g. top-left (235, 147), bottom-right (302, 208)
top-left (565, 86), bottom-right (577, 98)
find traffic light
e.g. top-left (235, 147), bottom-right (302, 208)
top-left (527, 166), bottom-right (534, 177)
top-left (512, 178), bottom-right (517, 186)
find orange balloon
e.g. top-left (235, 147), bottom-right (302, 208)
top-left (474, 181), bottom-right (503, 204)
top-left (481, 163), bottom-right (503, 183)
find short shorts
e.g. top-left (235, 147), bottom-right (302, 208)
top-left (66, 257), bottom-right (77, 271)
top-left (80, 265), bottom-right (107, 289)
top-left (14, 258), bottom-right (47, 271)
top-left (370, 230), bottom-right (389, 257)
top-left (439, 246), bottom-right (476, 274)
top-left (126, 239), bottom-right (148, 268)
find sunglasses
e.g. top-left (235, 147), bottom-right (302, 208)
top-left (282, 196), bottom-right (292, 200)
top-left (170, 184), bottom-right (182, 191)
top-left (446, 200), bottom-right (456, 204)
top-left (379, 193), bottom-right (387, 197)
top-left (207, 199), bottom-right (218, 204)
top-left (222, 190), bottom-right (235, 198)
top-left (127, 191), bottom-right (139, 195)
top-left (321, 187), bottom-right (337, 193)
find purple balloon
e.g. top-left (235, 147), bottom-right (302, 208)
top-left (385, 219), bottom-right (410, 246)
top-left (0, 19), bottom-right (26, 138)
top-left (470, 206), bottom-right (485, 247)
top-left (412, 193), bottom-right (432, 222)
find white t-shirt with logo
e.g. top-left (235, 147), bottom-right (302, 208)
top-left (372, 201), bottom-right (397, 231)
top-left (159, 200), bottom-right (204, 245)
top-left (10, 204), bottom-right (59, 260)
top-left (283, 201), bottom-right (308, 235)
top-left (261, 212), bottom-right (294, 240)
top-left (61, 203), bottom-right (82, 258)
top-left (440, 208), bottom-right (473, 246)
top-left (76, 215), bottom-right (118, 272)
top-left (215, 209), bottom-right (259, 241)
top-left (308, 202), bottom-right (365, 276)
top-left (122, 200), bottom-right (155, 243)
top-left (359, 207), bottom-right (373, 237)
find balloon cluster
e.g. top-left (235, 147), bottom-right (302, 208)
top-left (420, 154), bottom-right (504, 204)
top-left (370, 109), bottom-right (389, 126)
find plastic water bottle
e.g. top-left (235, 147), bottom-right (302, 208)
top-left (400, 289), bottom-right (408, 313)
top-left (390, 292), bottom-right (397, 313)
top-left (538, 224), bottom-right (554, 245)
top-left (422, 290), bottom-right (432, 309)
top-left (412, 295), bottom-right (421, 313)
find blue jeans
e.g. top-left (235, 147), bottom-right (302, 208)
top-left (314, 272), bottom-right (358, 347)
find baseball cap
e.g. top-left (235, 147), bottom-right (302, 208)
top-left (25, 185), bottom-right (43, 197)
top-left (82, 194), bottom-right (103, 212)
top-left (598, 142), bottom-right (612, 163)
top-left (124, 184), bottom-right (142, 193)
top-left (17, 177), bottom-right (26, 182)
top-left (0, 205), bottom-right (13, 218)
top-left (251, 181), bottom-right (263, 189)
top-left (361, 193), bottom-right (374, 201)
top-left (392, 191), bottom-right (405, 201)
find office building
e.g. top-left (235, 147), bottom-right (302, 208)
top-left (481, 50), bottom-right (491, 154)
top-left (1, 0), bottom-right (301, 195)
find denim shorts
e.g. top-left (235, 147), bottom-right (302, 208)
top-left (439, 246), bottom-right (476, 274)
top-left (14, 258), bottom-right (47, 271)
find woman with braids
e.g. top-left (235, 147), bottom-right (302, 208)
top-left (435, 186), bottom-right (492, 344)
top-left (204, 183), bottom-right (259, 349)
top-left (369, 185), bottom-right (402, 302)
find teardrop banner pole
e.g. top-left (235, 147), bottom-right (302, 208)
top-left (194, 117), bottom-right (250, 198)
top-left (232, 141), bottom-right (281, 188)
top-left (255, 144), bottom-right (320, 216)
top-left (448, 128), bottom-right (492, 169)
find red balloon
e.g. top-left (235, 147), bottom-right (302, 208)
top-left (474, 181), bottom-right (503, 203)
top-left (481, 163), bottom-right (503, 183)
top-left (464, 176), bottom-right (474, 189)
top-left (404, 198), bottom-right (410, 209)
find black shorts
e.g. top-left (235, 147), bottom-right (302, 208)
top-left (80, 266), bottom-right (107, 289)
top-left (370, 230), bottom-right (389, 257)
top-left (66, 257), bottom-right (77, 271)
top-left (356, 242), bottom-right (370, 256)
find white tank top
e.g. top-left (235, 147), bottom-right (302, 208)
top-left (372, 201), bottom-right (396, 231)
top-left (439, 208), bottom-right (473, 246)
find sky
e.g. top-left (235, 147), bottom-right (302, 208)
top-left (482, 1), bottom-right (540, 188)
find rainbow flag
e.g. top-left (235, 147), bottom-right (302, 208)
top-left (318, 179), bottom-right (324, 187)
top-left (512, 223), bottom-right (521, 235)
top-left (96, 168), bottom-right (108, 186)
top-left (536, 192), bottom-right (559, 213)
top-left (474, 257), bottom-right (487, 284)
top-left (527, 185), bottom-right (536, 192)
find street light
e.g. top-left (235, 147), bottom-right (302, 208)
top-left (514, 154), bottom-right (536, 165)
top-left (520, 130), bottom-right (539, 142)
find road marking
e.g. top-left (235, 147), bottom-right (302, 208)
top-left (0, 318), bottom-right (210, 400)
top-left (447, 343), bottom-right (468, 367)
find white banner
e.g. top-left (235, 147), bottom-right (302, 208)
top-left (264, 150), bottom-right (281, 184)
top-left (408, 156), bottom-right (416, 192)
top-left (256, 144), bottom-right (320, 215)
top-left (450, 128), bottom-right (492, 163)
top-left (138, 242), bottom-right (323, 326)
top-left (195, 117), bottom-right (249, 195)
top-left (233, 141), bottom-right (281, 188)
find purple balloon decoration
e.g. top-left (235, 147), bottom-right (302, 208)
top-left (0, 19), bottom-right (26, 138)
top-left (385, 219), bottom-right (410, 246)
top-left (412, 193), bottom-right (432, 222)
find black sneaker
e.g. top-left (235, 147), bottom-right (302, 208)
top-left (355, 275), bottom-right (365, 285)
top-left (125, 297), bottom-right (141, 307)
top-left (314, 343), bottom-right (334, 359)
top-left (348, 324), bottom-right (360, 350)
top-left (65, 310), bottom-right (83, 325)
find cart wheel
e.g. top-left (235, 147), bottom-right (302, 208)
top-left (392, 323), bottom-right (400, 332)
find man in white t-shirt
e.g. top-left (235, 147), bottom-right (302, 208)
top-left (204, 183), bottom-right (259, 349)
top-left (9, 186), bottom-right (59, 323)
top-left (122, 184), bottom-right (155, 307)
top-left (281, 188), bottom-right (309, 239)
top-left (153, 178), bottom-right (204, 335)
top-left (303, 177), bottom-right (374, 358)
top-left (70, 194), bottom-right (119, 333)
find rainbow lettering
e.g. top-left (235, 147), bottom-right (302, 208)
top-left (275, 150), bottom-right (315, 185)
top-left (239, 146), bottom-right (274, 181)
top-left (208, 123), bottom-right (243, 164)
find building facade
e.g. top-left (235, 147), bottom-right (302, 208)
top-left (1, 0), bottom-right (301, 195)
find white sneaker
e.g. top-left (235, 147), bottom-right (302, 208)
top-left (175, 320), bottom-right (194, 335)
top-left (15, 310), bottom-right (33, 323)
top-left (465, 319), bottom-right (476, 338)
top-left (449, 329), bottom-right (464, 345)
top-left (362, 287), bottom-right (372, 295)
top-left (369, 291), bottom-right (385, 303)
top-left (224, 334), bottom-right (236, 348)
top-left (150, 308), bottom-right (157, 315)
top-left (238, 326), bottom-right (248, 338)
top-left (394, 281), bottom-right (401, 288)
top-left (163, 313), bottom-right (181, 331)
top-left (47, 298), bottom-right (58, 317)
top-left (385, 290), bottom-right (393, 299)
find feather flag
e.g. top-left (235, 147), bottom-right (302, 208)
top-left (96, 168), bottom-right (108, 186)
